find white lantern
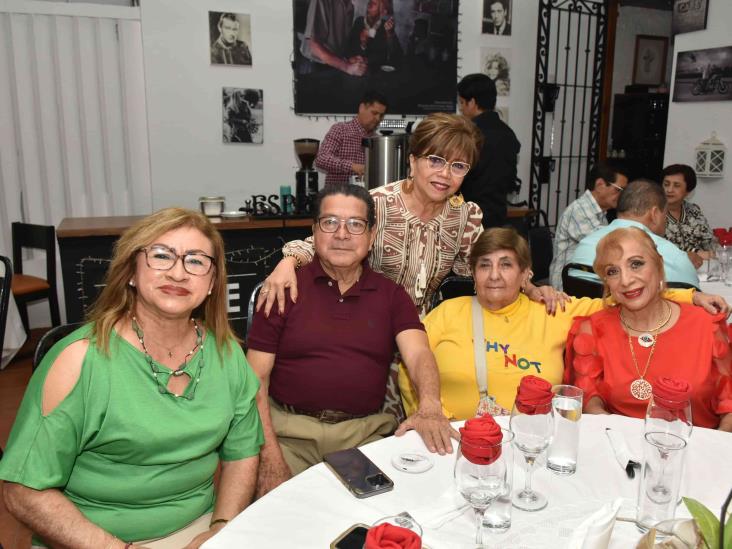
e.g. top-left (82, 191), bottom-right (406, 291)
top-left (694, 132), bottom-right (726, 178)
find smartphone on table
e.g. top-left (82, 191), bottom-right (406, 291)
top-left (323, 447), bottom-right (394, 498)
top-left (330, 523), bottom-right (369, 549)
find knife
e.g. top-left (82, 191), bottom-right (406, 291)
top-left (605, 428), bottom-right (641, 478)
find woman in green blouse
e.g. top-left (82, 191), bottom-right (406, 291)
top-left (0, 208), bottom-right (263, 548)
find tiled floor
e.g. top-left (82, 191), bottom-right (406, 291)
top-left (1, 329), bottom-right (45, 549)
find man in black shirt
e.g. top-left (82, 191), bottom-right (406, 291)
top-left (457, 73), bottom-right (520, 228)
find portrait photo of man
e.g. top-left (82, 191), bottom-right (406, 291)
top-left (482, 0), bottom-right (512, 36)
top-left (209, 11), bottom-right (253, 66)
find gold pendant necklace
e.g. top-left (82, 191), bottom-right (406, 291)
top-left (621, 302), bottom-right (672, 401)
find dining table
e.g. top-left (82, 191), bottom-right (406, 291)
top-left (203, 414), bottom-right (732, 549)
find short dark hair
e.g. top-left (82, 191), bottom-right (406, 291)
top-left (218, 13), bottom-right (238, 29)
top-left (313, 184), bottom-right (376, 228)
top-left (662, 163), bottom-right (697, 192)
top-left (359, 90), bottom-right (389, 111)
top-left (586, 160), bottom-right (627, 191)
top-left (617, 179), bottom-right (666, 217)
top-left (457, 73), bottom-right (497, 111)
top-left (489, 0), bottom-right (509, 11)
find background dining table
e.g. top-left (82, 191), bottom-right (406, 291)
top-left (203, 414), bottom-right (732, 549)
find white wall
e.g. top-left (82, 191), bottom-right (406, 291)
top-left (664, 0), bottom-right (732, 227)
top-left (139, 0), bottom-right (541, 209)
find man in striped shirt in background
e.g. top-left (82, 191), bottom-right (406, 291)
top-left (548, 161), bottom-right (629, 289)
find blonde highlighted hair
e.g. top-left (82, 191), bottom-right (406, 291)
top-left (409, 112), bottom-right (482, 168)
top-left (87, 207), bottom-right (236, 354)
top-left (593, 227), bottom-right (666, 300)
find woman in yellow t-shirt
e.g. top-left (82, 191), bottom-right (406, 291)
top-left (399, 227), bottom-right (723, 420)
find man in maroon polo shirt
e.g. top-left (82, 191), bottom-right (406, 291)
top-left (247, 184), bottom-right (454, 497)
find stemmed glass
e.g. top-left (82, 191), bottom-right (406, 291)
top-left (509, 401), bottom-right (554, 511)
top-left (644, 394), bottom-right (693, 442)
top-left (454, 429), bottom-right (515, 547)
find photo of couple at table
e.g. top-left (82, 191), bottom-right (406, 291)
top-left (292, 0), bottom-right (459, 114)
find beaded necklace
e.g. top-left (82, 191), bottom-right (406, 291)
top-left (131, 316), bottom-right (204, 400)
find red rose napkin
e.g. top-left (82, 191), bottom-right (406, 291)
top-left (515, 375), bottom-right (553, 415)
top-left (365, 523), bottom-right (421, 549)
top-left (653, 377), bottom-right (692, 410)
top-left (459, 414), bottom-right (504, 465)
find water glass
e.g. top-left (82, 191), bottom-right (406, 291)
top-left (370, 513), bottom-right (423, 538)
top-left (509, 402), bottom-right (554, 512)
top-left (636, 432), bottom-right (687, 534)
top-left (455, 429), bottom-right (515, 545)
top-left (547, 385), bottom-right (583, 475)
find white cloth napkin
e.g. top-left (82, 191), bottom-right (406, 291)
top-left (409, 488), bottom-right (469, 529)
top-left (567, 499), bottom-right (623, 549)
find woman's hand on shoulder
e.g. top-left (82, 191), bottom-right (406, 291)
top-left (691, 291), bottom-right (730, 316)
top-left (525, 283), bottom-right (571, 316)
top-left (42, 338), bottom-right (89, 416)
top-left (255, 257), bottom-right (299, 317)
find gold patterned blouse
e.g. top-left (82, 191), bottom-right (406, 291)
top-left (282, 180), bottom-right (484, 313)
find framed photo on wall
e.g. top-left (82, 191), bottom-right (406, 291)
top-left (482, 0), bottom-right (512, 36)
top-left (209, 12), bottom-right (253, 66)
top-left (632, 35), bottom-right (668, 86)
top-left (672, 0), bottom-right (709, 35)
top-left (672, 46), bottom-right (732, 102)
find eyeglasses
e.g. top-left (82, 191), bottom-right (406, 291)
top-left (140, 245), bottom-right (215, 276)
top-left (317, 216), bottom-right (369, 235)
top-left (608, 182), bottom-right (625, 193)
top-left (421, 155), bottom-right (471, 177)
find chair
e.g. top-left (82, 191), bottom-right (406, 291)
top-left (430, 275), bottom-right (474, 310)
top-left (561, 263), bottom-right (603, 299)
top-left (11, 222), bottom-right (61, 332)
top-left (33, 322), bottom-right (83, 371)
top-left (246, 281), bottom-right (264, 337)
top-left (0, 255), bottom-right (12, 357)
top-left (527, 210), bottom-right (552, 286)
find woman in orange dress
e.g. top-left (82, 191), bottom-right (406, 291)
top-left (566, 227), bottom-right (732, 430)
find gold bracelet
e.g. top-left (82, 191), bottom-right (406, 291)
top-left (210, 518), bottom-right (229, 528)
top-left (283, 252), bottom-right (301, 270)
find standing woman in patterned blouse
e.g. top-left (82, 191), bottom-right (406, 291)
top-left (259, 113), bottom-right (484, 316)
top-left (663, 164), bottom-right (715, 268)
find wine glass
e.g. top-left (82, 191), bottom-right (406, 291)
top-left (509, 401), bottom-right (554, 511)
top-left (645, 394), bottom-right (693, 442)
top-left (454, 429), bottom-right (514, 547)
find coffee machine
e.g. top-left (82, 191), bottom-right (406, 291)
top-left (294, 138), bottom-right (320, 213)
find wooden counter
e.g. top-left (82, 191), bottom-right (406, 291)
top-left (57, 215), bottom-right (313, 336)
top-left (57, 215), bottom-right (313, 238)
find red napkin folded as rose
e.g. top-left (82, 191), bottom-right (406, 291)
top-left (365, 523), bottom-right (421, 549)
top-left (653, 377), bottom-right (692, 410)
top-left (515, 375), bottom-right (553, 415)
top-left (459, 414), bottom-right (504, 465)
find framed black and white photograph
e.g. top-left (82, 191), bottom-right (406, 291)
top-left (209, 12), bottom-right (252, 66)
top-left (672, 46), bottom-right (732, 103)
top-left (222, 88), bottom-right (263, 143)
top-left (481, 47), bottom-right (511, 97)
top-left (672, 0), bottom-right (709, 35)
top-left (482, 0), bottom-right (512, 36)
top-left (292, 0), bottom-right (459, 115)
top-left (632, 35), bottom-right (668, 86)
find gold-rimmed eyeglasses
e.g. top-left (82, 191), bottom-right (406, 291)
top-left (140, 245), bottom-right (215, 276)
top-left (317, 216), bottom-right (369, 235)
top-left (420, 154), bottom-right (471, 177)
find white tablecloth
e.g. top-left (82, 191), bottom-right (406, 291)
top-left (700, 280), bottom-right (732, 322)
top-left (1, 295), bottom-right (27, 369)
top-left (203, 415), bottom-right (732, 549)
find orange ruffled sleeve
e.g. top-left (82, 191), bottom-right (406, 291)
top-left (565, 317), bottom-right (605, 408)
top-left (711, 318), bottom-right (732, 416)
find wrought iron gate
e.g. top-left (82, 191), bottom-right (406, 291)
top-left (528, 0), bottom-right (609, 227)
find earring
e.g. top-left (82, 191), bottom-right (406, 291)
top-left (207, 290), bottom-right (212, 295)
top-left (129, 280), bottom-right (135, 287)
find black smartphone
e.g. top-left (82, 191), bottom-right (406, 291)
top-left (330, 523), bottom-right (369, 549)
top-left (324, 447), bottom-right (394, 498)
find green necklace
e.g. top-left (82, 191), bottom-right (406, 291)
top-left (131, 316), bottom-right (204, 400)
